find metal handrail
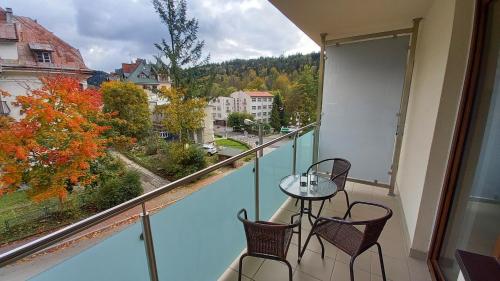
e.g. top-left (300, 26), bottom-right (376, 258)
top-left (0, 122), bottom-right (316, 267)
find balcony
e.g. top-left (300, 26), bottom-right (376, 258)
top-left (219, 187), bottom-right (430, 281)
top-left (0, 124), bottom-right (430, 281)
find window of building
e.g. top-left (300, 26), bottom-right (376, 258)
top-left (257, 98), bottom-right (261, 102)
top-left (252, 106), bottom-right (256, 110)
top-left (35, 51), bottom-right (52, 63)
top-left (252, 113), bottom-right (256, 116)
top-left (251, 98), bottom-right (256, 102)
top-left (217, 113), bottom-right (221, 118)
top-left (257, 112), bottom-right (261, 116)
top-left (263, 112), bottom-right (267, 116)
top-left (257, 106), bottom-right (261, 110)
top-left (263, 105), bottom-right (267, 109)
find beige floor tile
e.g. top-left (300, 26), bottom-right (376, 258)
top-left (272, 208), bottom-right (300, 224)
top-left (218, 268), bottom-right (254, 281)
top-left (371, 253), bottom-right (410, 281)
top-left (370, 274), bottom-right (393, 281)
top-left (336, 250), bottom-right (372, 273)
top-left (303, 236), bottom-right (338, 259)
top-left (296, 250), bottom-right (335, 281)
top-left (293, 270), bottom-right (323, 281)
top-left (286, 244), bottom-right (300, 268)
top-left (406, 257), bottom-right (432, 281)
top-left (330, 260), bottom-right (371, 281)
top-left (377, 235), bottom-right (407, 259)
top-left (230, 255), bottom-right (264, 279)
top-left (253, 259), bottom-right (294, 281)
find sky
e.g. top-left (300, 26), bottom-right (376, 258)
top-left (3, 0), bottom-right (319, 72)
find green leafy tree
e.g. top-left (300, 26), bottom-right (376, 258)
top-left (227, 112), bottom-right (254, 129)
top-left (156, 87), bottom-right (206, 143)
top-left (293, 65), bottom-right (318, 124)
top-left (270, 93), bottom-right (287, 131)
top-left (153, 0), bottom-right (209, 92)
top-left (101, 81), bottom-right (152, 140)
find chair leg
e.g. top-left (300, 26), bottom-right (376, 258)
top-left (375, 242), bottom-right (388, 281)
top-left (349, 255), bottom-right (358, 281)
top-left (294, 198), bottom-right (299, 206)
top-left (238, 253), bottom-right (248, 281)
top-left (316, 234), bottom-right (325, 259)
top-left (344, 190), bottom-right (351, 217)
top-left (284, 260), bottom-right (293, 281)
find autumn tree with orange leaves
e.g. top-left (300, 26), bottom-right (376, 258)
top-left (0, 76), bottom-right (111, 202)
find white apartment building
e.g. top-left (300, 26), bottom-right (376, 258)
top-left (209, 91), bottom-right (274, 124)
top-left (209, 96), bottom-right (234, 123)
top-left (228, 91), bottom-right (274, 123)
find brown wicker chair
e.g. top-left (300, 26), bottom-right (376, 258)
top-left (237, 209), bottom-right (301, 281)
top-left (295, 158), bottom-right (351, 217)
top-left (299, 201), bottom-right (393, 281)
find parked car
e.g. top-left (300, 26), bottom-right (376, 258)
top-left (202, 143), bottom-right (218, 155)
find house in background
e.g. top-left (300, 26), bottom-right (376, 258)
top-left (0, 7), bottom-right (93, 120)
top-left (112, 58), bottom-right (214, 144)
top-left (209, 91), bottom-right (274, 124)
top-left (111, 58), bottom-right (170, 111)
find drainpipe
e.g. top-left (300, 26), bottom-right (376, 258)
top-left (312, 33), bottom-right (327, 164)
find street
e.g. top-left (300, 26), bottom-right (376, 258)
top-left (213, 125), bottom-right (290, 154)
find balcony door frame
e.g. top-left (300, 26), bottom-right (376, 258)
top-left (428, 0), bottom-right (494, 279)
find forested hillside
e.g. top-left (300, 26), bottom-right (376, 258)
top-left (197, 52), bottom-right (320, 126)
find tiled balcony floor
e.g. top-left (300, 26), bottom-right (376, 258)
top-left (219, 182), bottom-right (432, 281)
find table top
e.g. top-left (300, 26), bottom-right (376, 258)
top-left (279, 174), bottom-right (338, 201)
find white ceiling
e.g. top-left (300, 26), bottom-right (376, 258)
top-left (269, 0), bottom-right (434, 45)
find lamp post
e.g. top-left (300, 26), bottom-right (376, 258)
top-left (244, 119), bottom-right (263, 157)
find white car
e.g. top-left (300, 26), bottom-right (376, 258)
top-left (202, 143), bottom-right (218, 155)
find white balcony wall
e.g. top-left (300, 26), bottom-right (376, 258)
top-left (396, 0), bottom-right (475, 256)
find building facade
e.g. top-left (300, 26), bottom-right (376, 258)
top-left (210, 96), bottom-right (234, 123)
top-left (209, 91), bottom-right (274, 124)
top-left (0, 7), bottom-right (93, 120)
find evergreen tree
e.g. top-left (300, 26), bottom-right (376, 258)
top-left (153, 0), bottom-right (209, 92)
top-left (270, 94), bottom-right (287, 131)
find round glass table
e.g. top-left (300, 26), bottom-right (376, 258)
top-left (279, 174), bottom-right (338, 225)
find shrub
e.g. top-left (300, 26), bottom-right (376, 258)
top-left (142, 134), bottom-right (165, 156)
top-left (159, 143), bottom-right (206, 180)
top-left (94, 171), bottom-right (143, 210)
top-left (79, 153), bottom-right (143, 211)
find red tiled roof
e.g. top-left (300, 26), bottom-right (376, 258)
top-left (0, 8), bottom-right (91, 72)
top-left (246, 91), bottom-right (273, 97)
top-left (122, 62), bottom-right (140, 74)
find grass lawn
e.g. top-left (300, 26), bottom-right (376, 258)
top-left (0, 191), bottom-right (88, 244)
top-left (215, 138), bottom-right (250, 151)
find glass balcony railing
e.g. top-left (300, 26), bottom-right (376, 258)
top-left (0, 124), bottom-right (315, 281)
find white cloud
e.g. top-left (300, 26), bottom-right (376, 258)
top-left (3, 0), bottom-right (319, 71)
